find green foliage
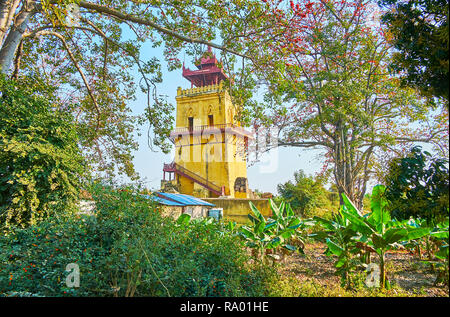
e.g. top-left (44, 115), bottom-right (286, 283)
top-left (277, 170), bottom-right (338, 219)
top-left (0, 76), bottom-right (86, 229)
top-left (0, 183), bottom-right (273, 297)
top-left (312, 197), bottom-right (372, 288)
top-left (419, 218), bottom-right (449, 286)
top-left (1, 0), bottom-right (271, 179)
top-left (384, 146), bottom-right (449, 224)
top-left (379, 0), bottom-right (449, 101)
top-left (340, 185), bottom-right (431, 289)
top-left (240, 199), bottom-right (313, 262)
top-left (0, 215), bottom-right (110, 296)
top-left (431, 219), bottom-right (449, 261)
top-left (227, 0), bottom-right (446, 211)
top-left (314, 185), bottom-right (434, 289)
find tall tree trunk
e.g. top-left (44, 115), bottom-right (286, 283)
top-left (333, 119), bottom-right (363, 209)
top-left (0, 0), bottom-right (14, 44)
top-left (0, 0), bottom-right (35, 74)
top-left (0, 0), bottom-right (21, 45)
top-left (334, 149), bottom-right (365, 210)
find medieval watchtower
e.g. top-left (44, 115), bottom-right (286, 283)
top-left (163, 47), bottom-right (252, 198)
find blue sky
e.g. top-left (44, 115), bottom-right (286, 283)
top-left (126, 41), bottom-right (325, 194)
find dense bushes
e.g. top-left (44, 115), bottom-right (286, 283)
top-left (0, 184), bottom-right (274, 297)
top-left (0, 76), bottom-right (86, 229)
top-left (277, 170), bottom-right (338, 219)
top-left (384, 146), bottom-right (449, 224)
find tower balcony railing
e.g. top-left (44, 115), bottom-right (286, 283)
top-left (177, 82), bottom-right (224, 97)
top-left (170, 123), bottom-right (253, 138)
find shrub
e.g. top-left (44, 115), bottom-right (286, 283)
top-left (384, 146), bottom-right (449, 224)
top-left (0, 215), bottom-right (110, 296)
top-left (277, 170), bottom-right (337, 219)
top-left (0, 76), bottom-right (86, 229)
top-left (0, 183), bottom-right (273, 297)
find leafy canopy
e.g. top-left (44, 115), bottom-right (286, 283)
top-left (0, 0), bottom-right (267, 179)
top-left (0, 75), bottom-right (86, 229)
top-left (277, 170), bottom-right (337, 218)
top-left (379, 0), bottom-right (449, 101)
top-left (224, 0), bottom-right (448, 208)
top-left (384, 146), bottom-right (449, 224)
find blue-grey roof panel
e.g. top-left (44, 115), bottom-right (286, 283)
top-left (141, 194), bottom-right (185, 206)
top-left (155, 192), bottom-right (215, 207)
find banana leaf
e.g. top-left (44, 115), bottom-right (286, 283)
top-left (313, 216), bottom-right (338, 231)
top-left (249, 201), bottom-right (265, 222)
top-left (326, 238), bottom-right (345, 257)
top-left (383, 227), bottom-right (409, 245)
top-left (430, 228), bottom-right (449, 239)
top-left (269, 199), bottom-right (281, 220)
top-left (371, 233), bottom-right (386, 250)
top-left (404, 227), bottom-right (431, 241)
top-left (267, 236), bottom-right (284, 249)
top-left (287, 217), bottom-right (301, 228)
top-left (255, 221), bottom-right (266, 234)
top-left (435, 245), bottom-right (449, 259)
top-left (341, 193), bottom-right (363, 216)
top-left (176, 213), bottom-right (191, 226)
top-left (279, 228), bottom-right (295, 240)
top-left (369, 185), bottom-right (390, 226)
top-left (240, 226), bottom-right (256, 240)
top-left (341, 209), bottom-right (375, 236)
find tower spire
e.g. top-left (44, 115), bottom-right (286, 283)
top-left (182, 47), bottom-right (227, 87)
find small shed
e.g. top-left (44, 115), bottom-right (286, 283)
top-left (144, 192), bottom-right (215, 219)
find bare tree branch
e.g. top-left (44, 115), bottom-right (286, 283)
top-left (26, 29), bottom-right (101, 131)
top-left (77, 0), bottom-right (250, 59)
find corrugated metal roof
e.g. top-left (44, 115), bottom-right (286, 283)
top-left (142, 194), bottom-right (185, 206)
top-left (141, 193), bottom-right (215, 207)
top-left (156, 192), bottom-right (215, 207)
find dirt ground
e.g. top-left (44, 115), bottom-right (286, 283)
top-left (276, 242), bottom-right (449, 297)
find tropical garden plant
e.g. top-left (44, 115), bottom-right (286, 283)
top-left (341, 185), bottom-right (432, 289)
top-left (419, 218), bottom-right (449, 285)
top-left (239, 200), bottom-right (313, 263)
top-left (312, 207), bottom-right (368, 288)
top-left (314, 185), bottom-right (434, 289)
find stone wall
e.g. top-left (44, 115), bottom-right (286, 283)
top-left (202, 198), bottom-right (272, 224)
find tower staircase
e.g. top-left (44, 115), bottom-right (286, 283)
top-left (163, 162), bottom-right (228, 196)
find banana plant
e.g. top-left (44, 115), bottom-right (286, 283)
top-left (431, 218), bottom-right (449, 257)
top-left (423, 218), bottom-right (449, 285)
top-left (340, 185), bottom-right (431, 289)
top-left (239, 200), bottom-right (310, 262)
top-left (239, 203), bottom-right (272, 261)
top-left (393, 218), bottom-right (426, 259)
top-left (312, 206), bottom-right (368, 287)
top-left (265, 200), bottom-right (314, 253)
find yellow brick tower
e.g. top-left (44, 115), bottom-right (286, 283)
top-left (163, 47), bottom-right (252, 198)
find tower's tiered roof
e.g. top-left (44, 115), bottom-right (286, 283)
top-left (182, 46), bottom-right (228, 87)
